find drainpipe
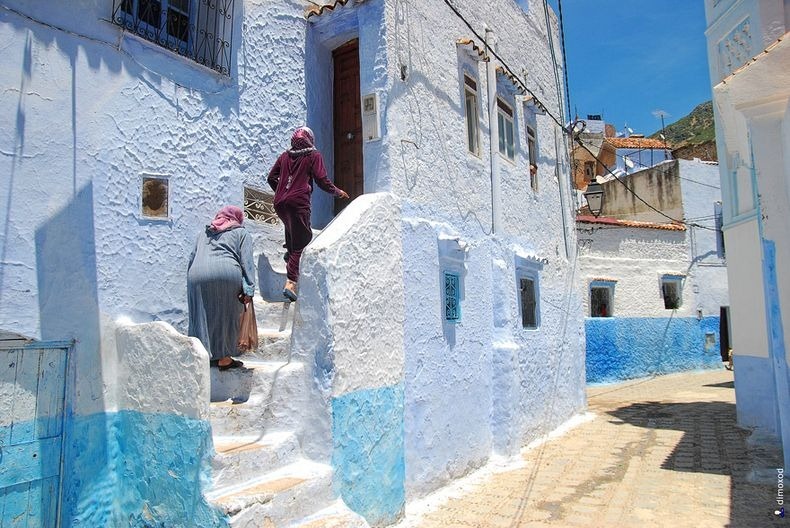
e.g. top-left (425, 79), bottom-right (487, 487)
top-left (485, 27), bottom-right (502, 235)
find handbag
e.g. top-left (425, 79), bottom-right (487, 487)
top-left (237, 300), bottom-right (259, 352)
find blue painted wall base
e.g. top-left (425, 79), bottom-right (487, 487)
top-left (60, 411), bottom-right (226, 527)
top-left (586, 316), bottom-right (723, 384)
top-left (331, 384), bottom-right (405, 527)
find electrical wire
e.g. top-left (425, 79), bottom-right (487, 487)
top-left (440, 0), bottom-right (717, 234)
top-left (556, 0), bottom-right (572, 121)
top-left (575, 137), bottom-right (717, 231)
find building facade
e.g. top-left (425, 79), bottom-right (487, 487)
top-left (0, 0), bottom-right (585, 525)
top-left (704, 0), bottom-right (790, 465)
top-left (578, 159), bottom-right (729, 383)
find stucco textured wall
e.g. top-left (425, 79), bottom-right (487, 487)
top-left (586, 316), bottom-right (723, 383)
top-left (61, 322), bottom-right (221, 526)
top-left (292, 193), bottom-right (405, 525)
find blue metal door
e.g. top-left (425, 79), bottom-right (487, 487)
top-left (0, 343), bottom-right (69, 527)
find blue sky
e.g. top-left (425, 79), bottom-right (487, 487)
top-left (548, 0), bottom-right (713, 135)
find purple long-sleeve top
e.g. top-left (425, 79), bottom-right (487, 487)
top-left (267, 150), bottom-right (342, 210)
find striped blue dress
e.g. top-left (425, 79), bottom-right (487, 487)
top-left (187, 226), bottom-right (255, 360)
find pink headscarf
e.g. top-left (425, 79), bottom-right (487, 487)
top-left (290, 126), bottom-right (316, 154)
top-left (209, 205), bottom-right (244, 232)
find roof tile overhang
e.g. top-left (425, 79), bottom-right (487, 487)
top-left (604, 137), bottom-right (669, 150)
top-left (496, 66), bottom-right (527, 95)
top-left (576, 215), bottom-right (686, 231)
top-left (457, 38), bottom-right (489, 62)
top-left (305, 0), bottom-right (354, 19)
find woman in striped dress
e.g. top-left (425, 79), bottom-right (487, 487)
top-left (187, 206), bottom-right (255, 370)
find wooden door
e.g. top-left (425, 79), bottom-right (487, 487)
top-left (0, 344), bottom-right (68, 527)
top-left (333, 39), bottom-right (363, 215)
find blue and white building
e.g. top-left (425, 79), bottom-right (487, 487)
top-left (704, 0), bottom-right (790, 466)
top-left (0, 0), bottom-right (585, 525)
top-left (578, 159), bottom-right (729, 383)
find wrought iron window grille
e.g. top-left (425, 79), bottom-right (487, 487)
top-left (243, 186), bottom-right (279, 224)
top-left (111, 0), bottom-right (235, 76)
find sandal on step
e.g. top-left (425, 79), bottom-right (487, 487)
top-left (218, 358), bottom-right (244, 371)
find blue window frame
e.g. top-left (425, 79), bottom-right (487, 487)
top-left (444, 271), bottom-right (461, 323)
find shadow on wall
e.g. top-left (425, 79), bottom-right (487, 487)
top-left (608, 400), bottom-right (784, 527)
top-left (35, 182), bottom-right (112, 525)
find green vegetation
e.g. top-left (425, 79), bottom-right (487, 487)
top-left (650, 101), bottom-right (715, 147)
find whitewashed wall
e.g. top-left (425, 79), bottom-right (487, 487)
top-left (379, 0), bottom-right (585, 500)
top-left (705, 0), bottom-right (790, 464)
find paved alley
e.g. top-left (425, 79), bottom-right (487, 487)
top-left (397, 370), bottom-right (785, 528)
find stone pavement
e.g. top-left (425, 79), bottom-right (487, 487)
top-left (396, 370), bottom-right (785, 528)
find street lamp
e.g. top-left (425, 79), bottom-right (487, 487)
top-left (584, 181), bottom-right (604, 217)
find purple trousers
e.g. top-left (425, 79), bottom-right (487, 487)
top-left (275, 204), bottom-right (312, 282)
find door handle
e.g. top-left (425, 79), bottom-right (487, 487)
top-left (346, 132), bottom-right (355, 140)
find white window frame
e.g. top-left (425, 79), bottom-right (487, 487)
top-left (590, 281), bottom-right (615, 317)
top-left (527, 124), bottom-right (538, 191)
top-left (464, 74), bottom-right (481, 157)
top-left (661, 276), bottom-right (683, 310)
top-left (497, 98), bottom-right (516, 162)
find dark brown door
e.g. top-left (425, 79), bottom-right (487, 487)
top-left (333, 39), bottom-right (363, 215)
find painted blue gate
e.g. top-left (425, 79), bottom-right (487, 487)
top-left (0, 342), bottom-right (69, 527)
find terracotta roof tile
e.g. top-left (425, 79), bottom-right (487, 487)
top-left (457, 38), bottom-right (488, 61)
top-left (305, 0), bottom-right (351, 19)
top-left (576, 215), bottom-right (686, 231)
top-left (605, 137), bottom-right (669, 150)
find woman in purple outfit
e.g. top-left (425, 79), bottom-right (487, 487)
top-left (268, 126), bottom-right (348, 301)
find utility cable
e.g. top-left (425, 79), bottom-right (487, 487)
top-left (556, 0), bottom-right (572, 121)
top-left (440, 0), bottom-right (715, 234)
top-left (575, 137), bottom-right (717, 231)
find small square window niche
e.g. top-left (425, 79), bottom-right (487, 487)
top-left (141, 174), bottom-right (170, 220)
top-left (519, 276), bottom-right (538, 329)
top-left (590, 281), bottom-right (615, 317)
top-left (661, 276), bottom-right (683, 310)
top-left (444, 271), bottom-right (461, 323)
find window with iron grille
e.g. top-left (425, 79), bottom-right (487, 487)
top-left (243, 186), bottom-right (279, 224)
top-left (519, 276), bottom-right (539, 329)
top-left (661, 276), bottom-right (682, 310)
top-left (444, 271), bottom-right (461, 323)
top-left (590, 282), bottom-right (614, 317)
top-left (112, 0), bottom-right (236, 76)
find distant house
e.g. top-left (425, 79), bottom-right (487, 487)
top-left (571, 116), bottom-right (671, 190)
top-left (577, 159), bottom-right (729, 383)
top-left (704, 0), bottom-right (790, 466)
top-left (602, 136), bottom-right (672, 175)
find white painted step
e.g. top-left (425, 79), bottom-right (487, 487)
top-left (212, 432), bottom-right (300, 490)
top-left (243, 329), bottom-right (292, 362)
top-left (290, 500), bottom-right (370, 528)
top-left (210, 362), bottom-right (310, 436)
top-left (208, 459), bottom-right (335, 527)
top-left (253, 295), bottom-right (294, 333)
top-left (210, 360), bottom-right (297, 403)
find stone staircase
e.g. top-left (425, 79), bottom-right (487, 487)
top-left (204, 295), bottom-right (368, 527)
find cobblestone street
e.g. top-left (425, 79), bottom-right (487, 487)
top-left (397, 370), bottom-right (785, 528)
